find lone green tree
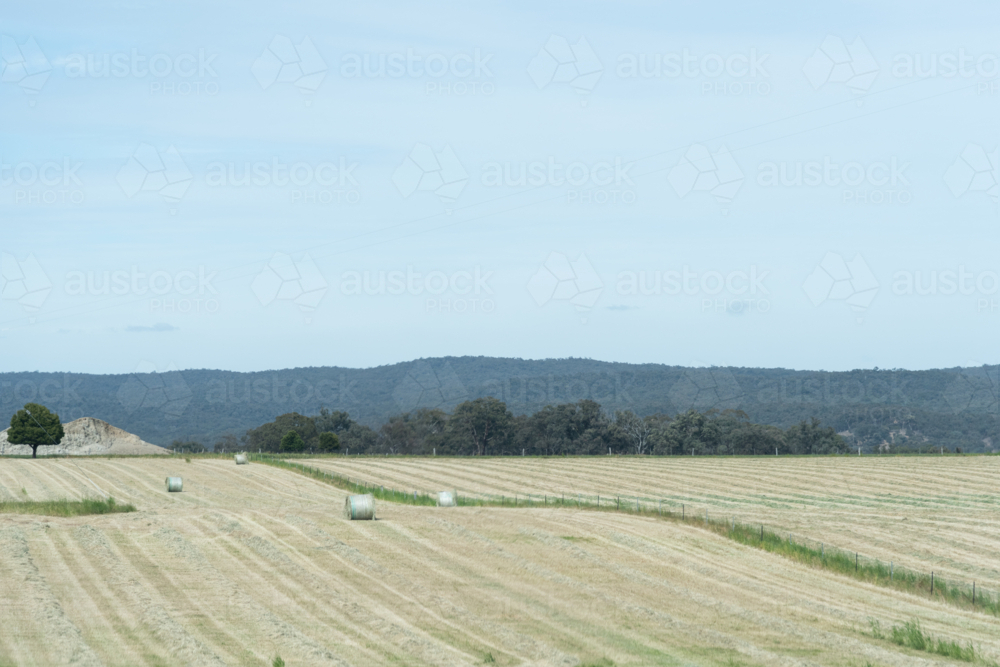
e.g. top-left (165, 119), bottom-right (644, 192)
top-left (8, 403), bottom-right (65, 459)
top-left (279, 430), bottom-right (305, 453)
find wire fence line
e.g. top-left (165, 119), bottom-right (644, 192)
top-left (254, 453), bottom-right (999, 617)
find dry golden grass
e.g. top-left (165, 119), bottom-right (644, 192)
top-left (307, 455), bottom-right (1000, 593)
top-left (1, 456), bottom-right (998, 666)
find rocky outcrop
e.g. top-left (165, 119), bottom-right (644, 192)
top-left (0, 417), bottom-right (170, 456)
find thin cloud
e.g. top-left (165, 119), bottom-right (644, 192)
top-left (124, 323), bottom-right (178, 333)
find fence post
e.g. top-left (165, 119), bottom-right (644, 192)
top-left (682, 504), bottom-right (685, 520)
top-left (973, 582), bottom-right (976, 606)
top-left (760, 525), bottom-right (763, 542)
top-left (890, 562), bottom-right (893, 581)
top-left (931, 572), bottom-right (934, 595)
top-left (636, 497), bottom-right (639, 512)
top-left (855, 553), bottom-right (858, 572)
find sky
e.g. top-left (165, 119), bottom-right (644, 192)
top-left (1, 0), bottom-right (998, 375)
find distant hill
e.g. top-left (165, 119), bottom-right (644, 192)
top-left (1, 357), bottom-right (997, 452)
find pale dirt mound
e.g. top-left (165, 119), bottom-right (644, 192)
top-left (0, 417), bottom-right (169, 456)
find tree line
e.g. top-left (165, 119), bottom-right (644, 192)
top-left (194, 399), bottom-right (850, 456)
top-left (8, 360), bottom-right (995, 452)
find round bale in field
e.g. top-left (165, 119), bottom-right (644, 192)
top-left (234, 453), bottom-right (248, 465)
top-left (344, 493), bottom-right (375, 520)
top-left (165, 477), bottom-right (183, 492)
top-left (437, 491), bottom-right (456, 507)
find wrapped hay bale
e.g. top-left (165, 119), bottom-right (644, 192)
top-left (165, 477), bottom-right (183, 492)
top-left (344, 494), bottom-right (375, 520)
top-left (437, 491), bottom-right (456, 507)
top-left (234, 453), bottom-right (248, 465)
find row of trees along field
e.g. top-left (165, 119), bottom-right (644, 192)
top-left (184, 399), bottom-right (850, 456)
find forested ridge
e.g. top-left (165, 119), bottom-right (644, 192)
top-left (218, 402), bottom-right (848, 458)
top-left (2, 357), bottom-right (997, 452)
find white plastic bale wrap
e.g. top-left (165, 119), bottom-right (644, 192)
top-left (344, 493), bottom-right (375, 520)
top-left (437, 491), bottom-right (456, 507)
top-left (165, 477), bottom-right (183, 492)
top-left (234, 453), bottom-right (248, 465)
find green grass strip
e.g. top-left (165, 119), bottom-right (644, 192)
top-left (869, 618), bottom-right (985, 663)
top-left (719, 520), bottom-right (999, 616)
top-left (0, 497), bottom-right (136, 517)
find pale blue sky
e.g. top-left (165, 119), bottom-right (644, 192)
top-left (1, 1), bottom-right (998, 374)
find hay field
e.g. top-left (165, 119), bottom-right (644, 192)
top-left (306, 456), bottom-right (1000, 593)
top-left (0, 458), bottom-right (997, 666)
